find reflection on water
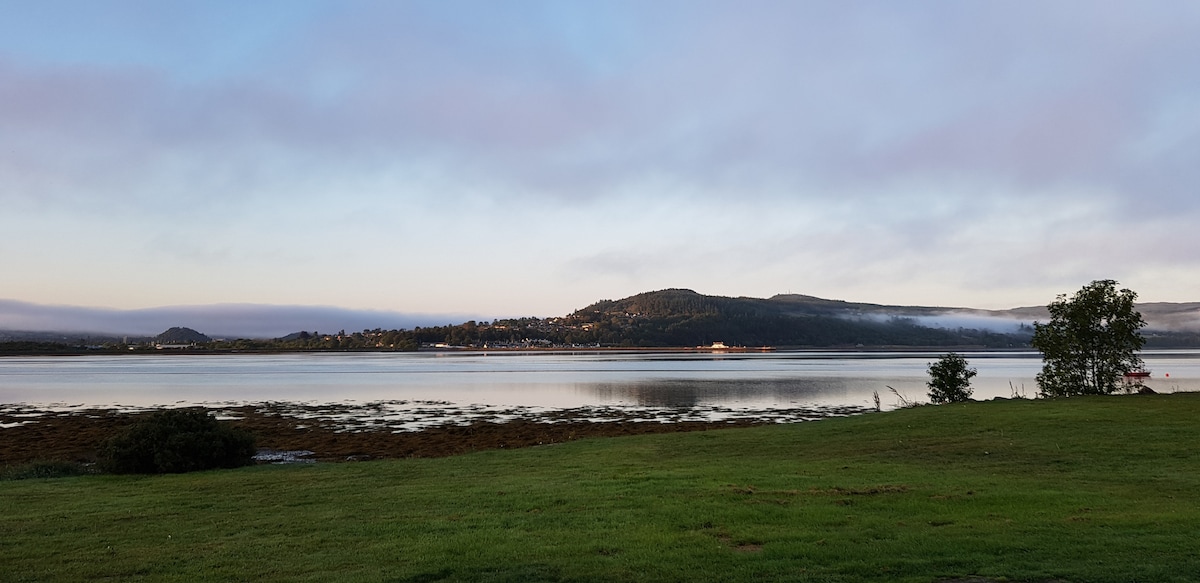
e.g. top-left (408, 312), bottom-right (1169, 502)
top-left (584, 377), bottom-right (862, 408)
top-left (1, 351), bottom-right (1197, 414)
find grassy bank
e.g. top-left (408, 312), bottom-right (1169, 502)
top-left (3, 394), bottom-right (1198, 582)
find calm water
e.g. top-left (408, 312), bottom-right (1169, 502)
top-left (2, 350), bottom-right (1198, 413)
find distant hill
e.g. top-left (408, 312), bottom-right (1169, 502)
top-left (562, 289), bottom-right (1031, 348)
top-left (154, 327), bottom-right (211, 344)
top-left (554, 289), bottom-right (1200, 348)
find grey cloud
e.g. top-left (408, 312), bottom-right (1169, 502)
top-left (4, 2), bottom-right (1199, 214)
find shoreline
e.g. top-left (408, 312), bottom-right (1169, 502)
top-left (0, 345), bottom-right (1039, 358)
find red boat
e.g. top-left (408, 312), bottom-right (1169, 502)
top-left (1123, 370), bottom-right (1151, 379)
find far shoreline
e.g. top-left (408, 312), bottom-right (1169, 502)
top-left (0, 344), bottom-right (1044, 357)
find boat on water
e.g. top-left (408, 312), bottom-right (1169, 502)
top-left (1124, 369), bottom-right (1152, 379)
top-left (697, 342), bottom-right (775, 352)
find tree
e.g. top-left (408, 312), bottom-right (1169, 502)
top-left (927, 352), bottom-right (976, 404)
top-left (1031, 280), bottom-right (1146, 397)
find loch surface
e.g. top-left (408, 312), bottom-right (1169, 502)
top-left (3, 350), bottom-right (1197, 413)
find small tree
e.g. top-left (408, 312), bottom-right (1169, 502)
top-left (927, 352), bottom-right (977, 404)
top-left (1031, 279), bottom-right (1146, 397)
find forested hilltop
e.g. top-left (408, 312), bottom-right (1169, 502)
top-left (7, 288), bottom-right (1200, 354)
top-left (552, 290), bottom-right (1198, 348)
top-left (555, 289), bottom-right (1028, 348)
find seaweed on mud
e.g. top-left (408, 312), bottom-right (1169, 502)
top-left (0, 402), bottom-right (869, 465)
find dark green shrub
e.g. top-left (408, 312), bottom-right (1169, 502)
top-left (99, 409), bottom-right (256, 474)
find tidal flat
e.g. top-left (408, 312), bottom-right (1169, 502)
top-left (0, 400), bottom-right (867, 464)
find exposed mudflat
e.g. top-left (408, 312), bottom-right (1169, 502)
top-left (0, 401), bottom-right (869, 465)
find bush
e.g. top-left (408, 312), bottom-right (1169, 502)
top-left (99, 409), bottom-right (256, 474)
top-left (927, 353), bottom-right (976, 404)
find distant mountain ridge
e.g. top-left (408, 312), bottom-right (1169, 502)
top-left (560, 289), bottom-right (1200, 348)
top-left (578, 289), bottom-right (1024, 324)
top-left (560, 289), bottom-right (1030, 348)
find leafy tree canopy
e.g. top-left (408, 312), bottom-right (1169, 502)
top-left (1031, 280), bottom-right (1146, 397)
top-left (927, 352), bottom-right (977, 404)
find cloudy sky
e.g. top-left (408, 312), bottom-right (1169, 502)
top-left (3, 0), bottom-right (1199, 327)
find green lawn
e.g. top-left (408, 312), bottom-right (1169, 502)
top-left (4, 394), bottom-right (1199, 582)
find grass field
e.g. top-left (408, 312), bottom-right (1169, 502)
top-left (3, 393), bottom-right (1199, 582)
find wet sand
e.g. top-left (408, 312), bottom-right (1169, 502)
top-left (0, 402), bottom-right (868, 465)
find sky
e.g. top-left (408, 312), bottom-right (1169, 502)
top-left (3, 0), bottom-right (1200, 332)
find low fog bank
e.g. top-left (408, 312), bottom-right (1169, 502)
top-left (990, 303), bottom-right (1200, 333)
top-left (909, 312), bottom-right (1033, 334)
top-left (0, 300), bottom-right (482, 339)
top-left (860, 304), bottom-right (1200, 335)
top-left (1135, 303), bottom-right (1200, 333)
top-left (846, 310), bottom-right (1033, 334)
